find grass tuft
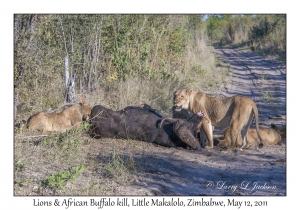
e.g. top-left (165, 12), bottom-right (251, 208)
top-left (39, 165), bottom-right (84, 190)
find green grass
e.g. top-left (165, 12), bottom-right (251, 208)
top-left (262, 91), bottom-right (273, 104)
top-left (39, 165), bottom-right (84, 190)
top-left (14, 158), bottom-right (27, 172)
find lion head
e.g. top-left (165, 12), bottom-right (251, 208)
top-left (79, 98), bottom-right (92, 121)
top-left (173, 89), bottom-right (192, 111)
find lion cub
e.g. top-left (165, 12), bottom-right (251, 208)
top-left (26, 98), bottom-right (92, 133)
top-left (215, 125), bottom-right (284, 149)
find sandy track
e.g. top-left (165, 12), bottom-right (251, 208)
top-left (114, 47), bottom-right (287, 196)
top-left (215, 47), bottom-right (286, 124)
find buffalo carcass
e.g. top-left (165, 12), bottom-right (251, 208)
top-left (88, 105), bottom-right (205, 150)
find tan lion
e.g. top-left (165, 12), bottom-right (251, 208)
top-left (26, 98), bottom-right (92, 133)
top-left (271, 123), bottom-right (286, 137)
top-left (269, 115), bottom-right (286, 120)
top-left (173, 89), bottom-right (263, 152)
top-left (215, 126), bottom-right (282, 149)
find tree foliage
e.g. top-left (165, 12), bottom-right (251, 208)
top-left (14, 14), bottom-right (211, 117)
top-left (205, 14), bottom-right (286, 57)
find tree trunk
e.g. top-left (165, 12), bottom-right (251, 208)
top-left (88, 50), bottom-right (93, 92)
top-left (80, 78), bottom-right (83, 94)
top-left (59, 16), bottom-right (73, 102)
top-left (25, 14), bottom-right (37, 51)
top-left (66, 73), bottom-right (76, 103)
top-left (64, 55), bottom-right (69, 89)
top-left (14, 93), bottom-right (18, 123)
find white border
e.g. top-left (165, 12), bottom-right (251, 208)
top-left (2, 0), bottom-right (297, 209)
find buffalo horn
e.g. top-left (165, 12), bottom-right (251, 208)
top-left (159, 117), bottom-right (177, 128)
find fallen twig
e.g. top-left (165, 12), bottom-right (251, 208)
top-left (46, 103), bottom-right (76, 113)
top-left (17, 134), bottom-right (50, 139)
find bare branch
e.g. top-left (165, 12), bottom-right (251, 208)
top-left (59, 16), bottom-right (68, 55)
top-left (18, 134), bottom-right (50, 139)
top-left (46, 102), bottom-right (76, 113)
top-left (25, 14), bottom-right (37, 51)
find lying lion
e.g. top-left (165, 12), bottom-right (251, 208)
top-left (271, 123), bottom-right (286, 137)
top-left (174, 89), bottom-right (263, 153)
top-left (26, 98), bottom-right (92, 133)
top-left (269, 114), bottom-right (286, 120)
top-left (215, 126), bottom-right (283, 149)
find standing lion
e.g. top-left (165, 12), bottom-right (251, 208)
top-left (173, 89), bottom-right (263, 153)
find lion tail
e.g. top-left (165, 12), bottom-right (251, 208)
top-left (252, 101), bottom-right (263, 148)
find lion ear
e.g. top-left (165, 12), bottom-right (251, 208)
top-left (80, 98), bottom-right (87, 105)
top-left (173, 90), bottom-right (178, 95)
top-left (186, 89), bottom-right (193, 95)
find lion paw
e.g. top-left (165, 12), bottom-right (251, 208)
top-left (223, 148), bottom-right (234, 154)
top-left (204, 146), bottom-right (213, 150)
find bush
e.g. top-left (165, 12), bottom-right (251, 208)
top-left (14, 14), bottom-right (226, 119)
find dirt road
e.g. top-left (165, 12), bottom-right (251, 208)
top-left (117, 47), bottom-right (286, 196)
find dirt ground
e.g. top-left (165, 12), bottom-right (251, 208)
top-left (113, 47), bottom-right (287, 196)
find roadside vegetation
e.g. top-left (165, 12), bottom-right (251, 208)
top-left (205, 14), bottom-right (286, 60)
top-left (14, 14), bottom-right (227, 119)
top-left (14, 14), bottom-right (286, 195)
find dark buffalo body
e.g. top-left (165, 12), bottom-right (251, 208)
top-left (89, 105), bottom-right (203, 149)
top-left (172, 105), bottom-right (208, 148)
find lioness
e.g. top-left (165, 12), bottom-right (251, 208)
top-left (269, 115), bottom-right (286, 120)
top-left (215, 127), bottom-right (282, 149)
top-left (173, 89), bottom-right (263, 152)
top-left (26, 98), bottom-right (92, 133)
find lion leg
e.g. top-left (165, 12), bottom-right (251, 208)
top-left (202, 119), bottom-right (213, 149)
top-left (226, 133), bottom-right (239, 153)
top-left (199, 128), bottom-right (207, 148)
top-left (226, 122), bottom-right (244, 153)
top-left (239, 129), bottom-right (247, 151)
top-left (239, 128), bottom-right (249, 151)
top-left (226, 105), bottom-right (253, 153)
top-left (222, 133), bottom-right (232, 147)
top-left (239, 114), bottom-right (253, 151)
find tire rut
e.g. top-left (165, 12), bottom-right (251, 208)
top-left (215, 47), bottom-right (286, 124)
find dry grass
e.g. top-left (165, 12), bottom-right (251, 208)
top-left (14, 122), bottom-right (173, 196)
top-left (85, 76), bottom-right (179, 116)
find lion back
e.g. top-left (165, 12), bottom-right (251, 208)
top-left (26, 112), bottom-right (47, 131)
top-left (262, 128), bottom-right (282, 145)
